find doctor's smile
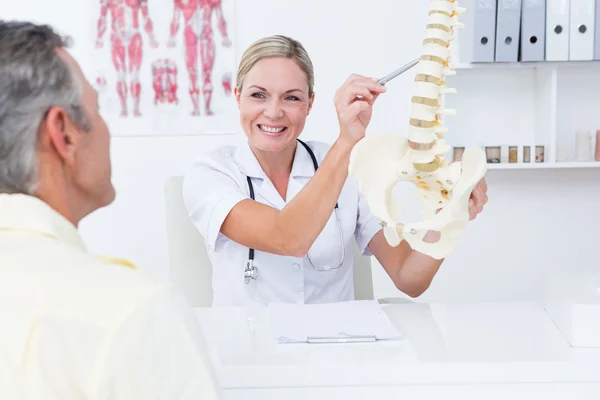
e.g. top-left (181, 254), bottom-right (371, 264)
top-left (257, 124), bottom-right (287, 136)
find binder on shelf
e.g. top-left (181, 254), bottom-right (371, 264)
top-left (569, 0), bottom-right (596, 60)
top-left (495, 0), bottom-right (523, 62)
top-left (472, 0), bottom-right (498, 62)
top-left (546, 0), bottom-right (571, 61)
top-left (594, 0), bottom-right (600, 60)
top-left (520, 0), bottom-right (547, 61)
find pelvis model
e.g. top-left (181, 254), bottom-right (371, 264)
top-left (349, 0), bottom-right (487, 260)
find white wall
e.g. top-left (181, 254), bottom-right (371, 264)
top-left (4, 0), bottom-right (597, 303)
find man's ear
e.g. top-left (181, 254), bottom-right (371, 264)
top-left (41, 106), bottom-right (79, 166)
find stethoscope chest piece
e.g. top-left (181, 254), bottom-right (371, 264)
top-left (244, 260), bottom-right (258, 284)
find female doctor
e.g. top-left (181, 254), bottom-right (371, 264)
top-left (182, 35), bottom-right (488, 306)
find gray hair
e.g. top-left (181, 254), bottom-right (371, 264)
top-left (0, 20), bottom-right (91, 195)
top-left (236, 35), bottom-right (315, 97)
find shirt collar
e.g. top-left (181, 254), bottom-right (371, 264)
top-left (234, 139), bottom-right (316, 179)
top-left (0, 193), bottom-right (86, 251)
top-left (290, 140), bottom-right (316, 178)
top-left (233, 139), bottom-right (266, 179)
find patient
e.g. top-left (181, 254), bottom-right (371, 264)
top-left (0, 20), bottom-right (220, 399)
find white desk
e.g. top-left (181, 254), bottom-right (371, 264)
top-left (195, 302), bottom-right (600, 400)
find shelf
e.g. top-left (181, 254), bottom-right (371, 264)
top-left (486, 161), bottom-right (600, 170)
top-left (446, 10), bottom-right (600, 173)
top-left (453, 61), bottom-right (600, 70)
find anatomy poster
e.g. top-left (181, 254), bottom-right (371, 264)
top-left (89, 0), bottom-right (237, 136)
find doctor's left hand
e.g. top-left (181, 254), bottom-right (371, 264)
top-left (468, 177), bottom-right (488, 220)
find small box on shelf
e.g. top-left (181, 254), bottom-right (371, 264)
top-left (535, 146), bottom-right (545, 163)
top-left (523, 146), bottom-right (531, 163)
top-left (485, 146), bottom-right (501, 163)
top-left (509, 146), bottom-right (518, 163)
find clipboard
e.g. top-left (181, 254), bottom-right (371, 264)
top-left (268, 300), bottom-right (403, 344)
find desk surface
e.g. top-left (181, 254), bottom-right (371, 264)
top-left (195, 301), bottom-right (600, 390)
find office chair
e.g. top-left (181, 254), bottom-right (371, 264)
top-left (164, 175), bottom-right (376, 307)
top-left (164, 176), bottom-right (213, 307)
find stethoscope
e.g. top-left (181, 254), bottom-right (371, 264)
top-left (244, 139), bottom-right (346, 283)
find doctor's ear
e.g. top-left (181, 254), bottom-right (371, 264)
top-left (234, 87), bottom-right (241, 107)
top-left (306, 92), bottom-right (315, 115)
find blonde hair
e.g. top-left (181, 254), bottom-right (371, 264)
top-left (236, 35), bottom-right (315, 96)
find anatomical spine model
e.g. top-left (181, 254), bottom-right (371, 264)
top-left (167, 0), bottom-right (232, 116)
top-left (348, 0), bottom-right (487, 260)
top-left (95, 0), bottom-right (159, 117)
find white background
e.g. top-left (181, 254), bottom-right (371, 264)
top-left (2, 0), bottom-right (598, 303)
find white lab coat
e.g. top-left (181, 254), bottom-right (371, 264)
top-left (182, 139), bottom-right (382, 307)
top-left (0, 194), bottom-right (220, 400)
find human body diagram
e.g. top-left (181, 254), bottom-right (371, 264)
top-left (167, 0), bottom-right (232, 116)
top-left (95, 0), bottom-right (159, 117)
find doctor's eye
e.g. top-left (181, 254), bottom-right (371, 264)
top-left (250, 92), bottom-right (266, 99)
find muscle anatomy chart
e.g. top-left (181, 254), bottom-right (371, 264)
top-left (167, 0), bottom-right (232, 116)
top-left (90, 0), bottom-right (237, 136)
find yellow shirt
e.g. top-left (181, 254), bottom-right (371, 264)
top-left (0, 194), bottom-right (220, 399)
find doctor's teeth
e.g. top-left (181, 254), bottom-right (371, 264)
top-left (259, 125), bottom-right (285, 133)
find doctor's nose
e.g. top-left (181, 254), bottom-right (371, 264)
top-left (263, 98), bottom-right (284, 120)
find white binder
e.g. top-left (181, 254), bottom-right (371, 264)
top-left (495, 0), bottom-right (523, 62)
top-left (546, 0), bottom-right (571, 60)
top-left (570, 0), bottom-right (596, 60)
top-left (521, 0), bottom-right (547, 61)
top-left (596, 0), bottom-right (600, 58)
top-left (472, 0), bottom-right (498, 62)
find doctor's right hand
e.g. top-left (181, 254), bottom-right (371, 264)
top-left (334, 74), bottom-right (386, 145)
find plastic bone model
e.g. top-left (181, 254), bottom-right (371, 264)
top-left (348, 0), bottom-right (487, 260)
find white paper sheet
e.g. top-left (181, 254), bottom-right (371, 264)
top-left (268, 300), bottom-right (403, 344)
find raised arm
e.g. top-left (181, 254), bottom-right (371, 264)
top-left (222, 138), bottom-right (355, 257)
top-left (220, 75), bottom-right (385, 257)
